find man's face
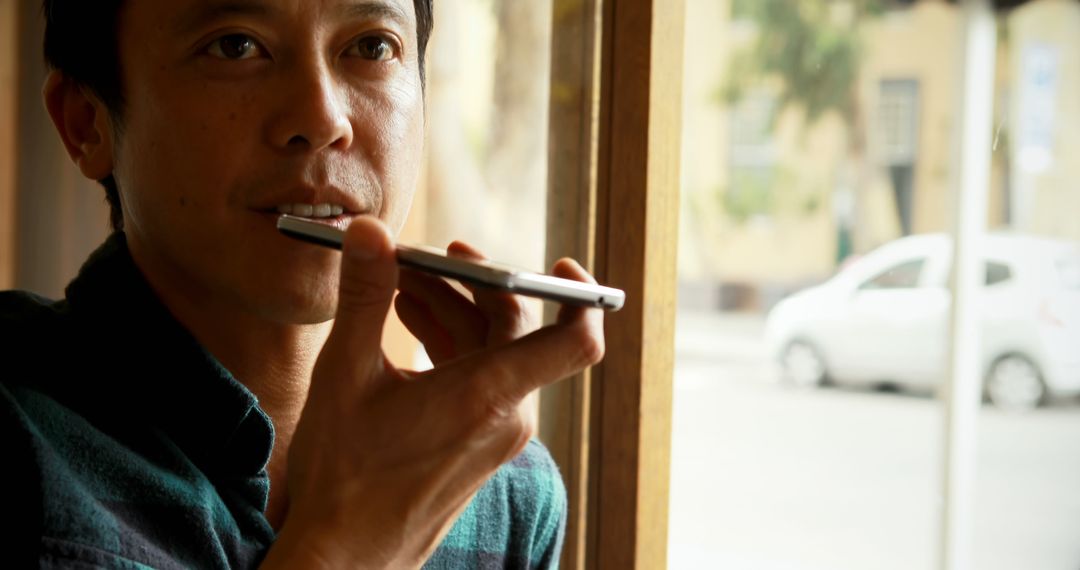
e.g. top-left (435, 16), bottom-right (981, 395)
top-left (110, 0), bottom-right (424, 323)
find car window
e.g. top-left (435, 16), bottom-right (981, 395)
top-left (984, 261), bottom-right (1012, 286)
top-left (859, 259), bottom-right (925, 290)
top-left (1057, 257), bottom-right (1080, 290)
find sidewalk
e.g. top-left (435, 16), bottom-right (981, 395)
top-left (669, 310), bottom-right (1080, 570)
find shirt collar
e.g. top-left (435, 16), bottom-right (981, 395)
top-left (64, 232), bottom-right (275, 485)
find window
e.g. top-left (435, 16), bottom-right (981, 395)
top-left (674, 1), bottom-right (1080, 569)
top-left (861, 259), bottom-right (925, 290)
top-left (878, 79), bottom-right (920, 236)
top-left (878, 79), bottom-right (920, 165)
top-left (726, 92), bottom-right (779, 222)
top-left (985, 261), bottom-right (1012, 286)
top-left (1057, 257), bottom-right (1080, 289)
top-left (730, 92), bottom-right (778, 161)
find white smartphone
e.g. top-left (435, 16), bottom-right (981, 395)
top-left (277, 215), bottom-right (625, 311)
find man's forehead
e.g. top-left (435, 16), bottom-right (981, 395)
top-left (159, 0), bottom-right (415, 33)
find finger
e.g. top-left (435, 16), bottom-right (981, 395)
top-left (322, 216), bottom-right (399, 380)
top-left (398, 268), bottom-right (489, 358)
top-left (446, 241), bottom-right (534, 344)
top-left (394, 291), bottom-right (458, 365)
top-left (446, 240), bottom-right (486, 261)
top-left (443, 310), bottom-right (606, 412)
top-left (444, 241), bottom-right (493, 299)
top-left (550, 258), bottom-right (602, 327)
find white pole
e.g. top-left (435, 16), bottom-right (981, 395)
top-left (940, 1), bottom-right (995, 569)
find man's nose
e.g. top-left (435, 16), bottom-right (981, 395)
top-left (267, 61), bottom-right (354, 153)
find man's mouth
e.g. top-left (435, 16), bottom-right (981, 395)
top-left (275, 203), bottom-right (347, 219)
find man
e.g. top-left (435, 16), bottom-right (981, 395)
top-left (0, 0), bottom-right (605, 568)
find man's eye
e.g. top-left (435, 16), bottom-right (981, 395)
top-left (349, 36), bottom-right (394, 61)
top-left (207, 34), bottom-right (262, 60)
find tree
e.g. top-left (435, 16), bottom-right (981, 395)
top-left (723, 0), bottom-right (885, 259)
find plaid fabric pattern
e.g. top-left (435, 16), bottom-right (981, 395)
top-left (0, 233), bottom-right (566, 569)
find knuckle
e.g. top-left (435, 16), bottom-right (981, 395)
top-left (518, 407), bottom-right (538, 442)
top-left (466, 360), bottom-right (518, 422)
top-left (463, 380), bottom-right (535, 457)
top-left (472, 396), bottom-right (517, 442)
top-left (473, 353), bottom-right (515, 386)
top-left (499, 296), bottom-right (526, 323)
top-left (575, 324), bottom-right (606, 365)
top-left (520, 301), bottom-right (540, 329)
top-left (508, 410), bottom-right (535, 454)
top-left (490, 404), bottom-right (535, 462)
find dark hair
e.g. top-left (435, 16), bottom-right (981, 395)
top-left (43, 0), bottom-right (435, 232)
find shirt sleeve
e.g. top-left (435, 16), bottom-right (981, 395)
top-left (422, 438), bottom-right (568, 570)
top-left (520, 440), bottom-right (567, 570)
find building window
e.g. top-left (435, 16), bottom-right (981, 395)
top-left (727, 91), bottom-right (778, 221)
top-left (878, 79), bottom-right (920, 235)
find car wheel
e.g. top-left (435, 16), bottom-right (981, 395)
top-left (781, 341), bottom-right (827, 388)
top-left (986, 354), bottom-right (1046, 412)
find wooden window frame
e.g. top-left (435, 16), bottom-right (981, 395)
top-left (1, 0), bottom-right (17, 289)
top-left (541, 0), bottom-right (685, 568)
top-left (540, 1), bottom-right (999, 569)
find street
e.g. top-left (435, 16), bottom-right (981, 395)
top-left (668, 312), bottom-right (1080, 570)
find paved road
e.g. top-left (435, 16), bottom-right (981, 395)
top-left (668, 312), bottom-right (1080, 570)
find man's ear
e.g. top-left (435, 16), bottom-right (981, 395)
top-left (42, 71), bottom-right (116, 181)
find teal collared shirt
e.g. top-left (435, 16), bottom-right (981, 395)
top-left (0, 233), bottom-right (565, 569)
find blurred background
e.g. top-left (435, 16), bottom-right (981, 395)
top-left (2, 0), bottom-right (1078, 568)
top-left (672, 1), bottom-right (1080, 569)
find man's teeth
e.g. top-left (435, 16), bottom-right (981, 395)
top-left (276, 203), bottom-right (346, 217)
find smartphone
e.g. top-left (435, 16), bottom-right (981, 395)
top-left (277, 214), bottom-right (625, 311)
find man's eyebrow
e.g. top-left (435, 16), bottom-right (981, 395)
top-left (173, 1), bottom-right (412, 35)
top-left (336, 1), bottom-right (412, 29)
top-left (174, 1), bottom-right (272, 35)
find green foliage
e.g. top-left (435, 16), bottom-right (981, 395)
top-left (719, 166), bottom-right (826, 223)
top-left (721, 167), bottom-right (776, 223)
top-left (718, 0), bottom-right (884, 223)
top-left (724, 0), bottom-right (883, 127)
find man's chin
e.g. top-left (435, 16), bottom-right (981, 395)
top-left (268, 304), bottom-right (338, 326)
top-left (247, 292), bottom-right (338, 327)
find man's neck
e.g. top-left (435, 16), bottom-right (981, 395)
top-left (128, 244), bottom-right (331, 417)
top-left (163, 297), bottom-right (328, 530)
top-left (126, 235), bottom-right (333, 528)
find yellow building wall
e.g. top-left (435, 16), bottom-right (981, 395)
top-left (680, 0), bottom-right (962, 286)
top-left (679, 0), bottom-right (1078, 297)
top-left (679, 0), bottom-right (842, 286)
top-left (861, 0), bottom-right (961, 239)
top-left (1008, 0), bottom-right (1080, 242)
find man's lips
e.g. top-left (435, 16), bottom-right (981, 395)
top-left (251, 183), bottom-right (373, 216)
top-left (254, 209), bottom-right (357, 233)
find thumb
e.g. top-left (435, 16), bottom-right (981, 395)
top-left (327, 216), bottom-right (398, 374)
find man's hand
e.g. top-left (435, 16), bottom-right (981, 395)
top-left (261, 217), bottom-right (604, 569)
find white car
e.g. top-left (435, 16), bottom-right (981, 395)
top-left (764, 233), bottom-right (1080, 411)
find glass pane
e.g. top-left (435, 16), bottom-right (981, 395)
top-left (861, 258), bottom-right (926, 289)
top-left (984, 261), bottom-right (1012, 287)
top-left (424, 0), bottom-right (551, 270)
top-left (673, 1), bottom-right (1080, 569)
top-left (977, 2), bottom-right (1080, 570)
top-left (396, 0), bottom-right (553, 368)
